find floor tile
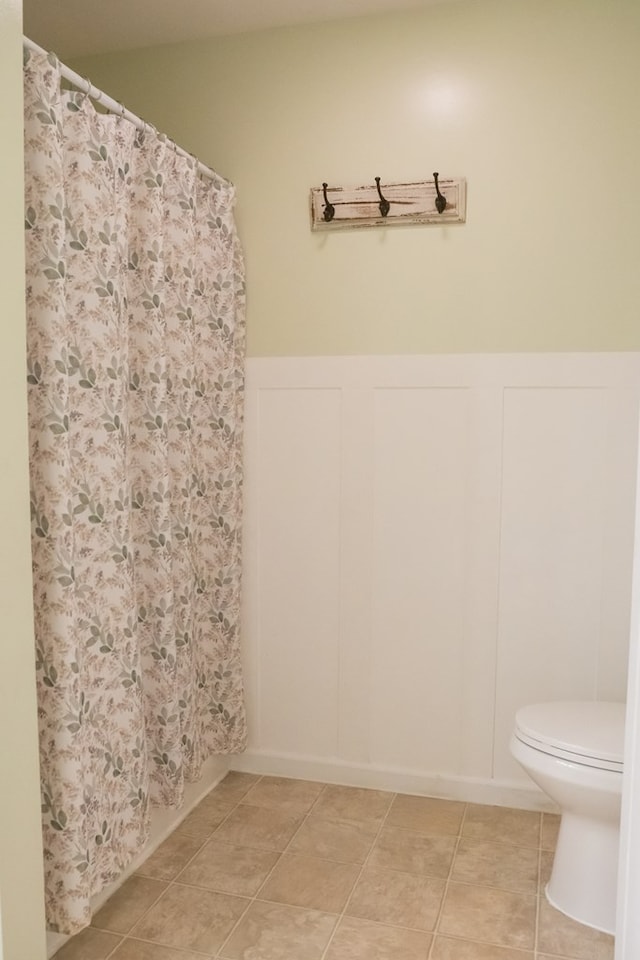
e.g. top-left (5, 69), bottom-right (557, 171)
top-left (134, 831), bottom-right (204, 880)
top-left (431, 936), bottom-right (533, 958)
top-left (54, 789), bottom-right (604, 960)
top-left (178, 839), bottom-right (280, 896)
top-left (212, 771), bottom-right (262, 803)
top-left (540, 850), bottom-right (554, 891)
top-left (537, 956), bottom-right (580, 960)
top-left (537, 896), bottom-right (615, 960)
top-left (462, 805), bottom-right (540, 848)
top-left (541, 812), bottom-right (561, 851)
top-left (438, 881), bottom-right (536, 950)
top-left (110, 940), bottom-right (208, 960)
top-left (220, 900), bottom-right (337, 960)
top-left (312, 785), bottom-right (393, 824)
top-left (368, 824), bottom-right (456, 879)
top-left (536, 956), bottom-right (577, 960)
top-left (451, 838), bottom-right (539, 894)
top-left (258, 853), bottom-right (360, 912)
top-left (536, 956), bottom-right (608, 960)
top-left (130, 882), bottom-right (249, 954)
top-left (91, 875), bottom-right (168, 934)
top-left (174, 796), bottom-right (235, 840)
top-left (242, 776), bottom-right (325, 814)
top-left (287, 814), bottom-right (378, 863)
top-left (386, 794), bottom-right (465, 836)
top-left (346, 865), bottom-right (444, 931)
top-left (324, 915), bottom-right (432, 959)
top-left (52, 928), bottom-right (122, 960)
top-left (213, 803), bottom-right (303, 851)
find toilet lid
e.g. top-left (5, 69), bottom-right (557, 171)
top-left (514, 701), bottom-right (625, 770)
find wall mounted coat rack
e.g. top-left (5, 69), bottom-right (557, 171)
top-left (310, 174), bottom-right (466, 230)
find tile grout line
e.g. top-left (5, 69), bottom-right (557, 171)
top-left (534, 811), bottom-right (543, 960)
top-left (101, 933), bottom-right (126, 960)
top-left (214, 779), bottom-right (350, 959)
top-left (316, 787), bottom-right (399, 960)
top-left (109, 932), bottom-right (215, 958)
top-left (425, 800), bottom-right (468, 960)
top-left (97, 773), bottom-right (265, 960)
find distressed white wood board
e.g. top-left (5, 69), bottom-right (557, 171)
top-left (310, 177), bottom-right (466, 230)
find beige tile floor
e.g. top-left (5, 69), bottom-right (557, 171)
top-left (54, 772), bottom-right (615, 960)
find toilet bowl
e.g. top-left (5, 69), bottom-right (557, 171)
top-left (510, 700), bottom-right (625, 935)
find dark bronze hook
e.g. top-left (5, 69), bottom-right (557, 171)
top-left (375, 177), bottom-right (390, 217)
top-left (433, 172), bottom-right (447, 214)
top-left (322, 183), bottom-right (335, 222)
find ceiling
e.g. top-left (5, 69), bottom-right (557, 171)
top-left (23, 0), bottom-right (463, 59)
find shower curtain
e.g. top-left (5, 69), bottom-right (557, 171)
top-left (23, 48), bottom-right (247, 934)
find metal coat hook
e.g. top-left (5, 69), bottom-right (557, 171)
top-left (322, 183), bottom-right (335, 222)
top-left (375, 177), bottom-right (390, 217)
top-left (433, 172), bottom-right (447, 214)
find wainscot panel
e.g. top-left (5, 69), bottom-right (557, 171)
top-left (239, 354), bottom-right (640, 808)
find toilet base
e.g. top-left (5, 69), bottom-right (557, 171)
top-left (547, 811), bottom-right (619, 935)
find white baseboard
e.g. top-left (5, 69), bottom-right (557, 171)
top-left (230, 748), bottom-right (558, 813)
top-left (46, 755), bottom-right (231, 958)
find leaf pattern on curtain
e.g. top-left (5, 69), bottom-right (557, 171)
top-left (23, 49), bottom-right (247, 934)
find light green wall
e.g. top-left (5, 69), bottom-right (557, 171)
top-left (0, 1), bottom-right (47, 957)
top-left (73, 0), bottom-right (640, 356)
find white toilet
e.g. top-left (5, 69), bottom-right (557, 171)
top-left (510, 700), bottom-right (625, 935)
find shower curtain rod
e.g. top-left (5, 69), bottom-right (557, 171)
top-left (22, 36), bottom-right (229, 187)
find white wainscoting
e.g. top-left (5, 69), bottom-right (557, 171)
top-left (235, 354), bottom-right (640, 808)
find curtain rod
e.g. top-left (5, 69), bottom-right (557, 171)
top-left (22, 36), bottom-right (229, 188)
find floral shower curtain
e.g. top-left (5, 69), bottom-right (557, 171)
top-left (23, 49), bottom-right (247, 934)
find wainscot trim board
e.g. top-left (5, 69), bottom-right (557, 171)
top-left (242, 352), bottom-right (640, 801)
top-left (230, 750), bottom-right (558, 812)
